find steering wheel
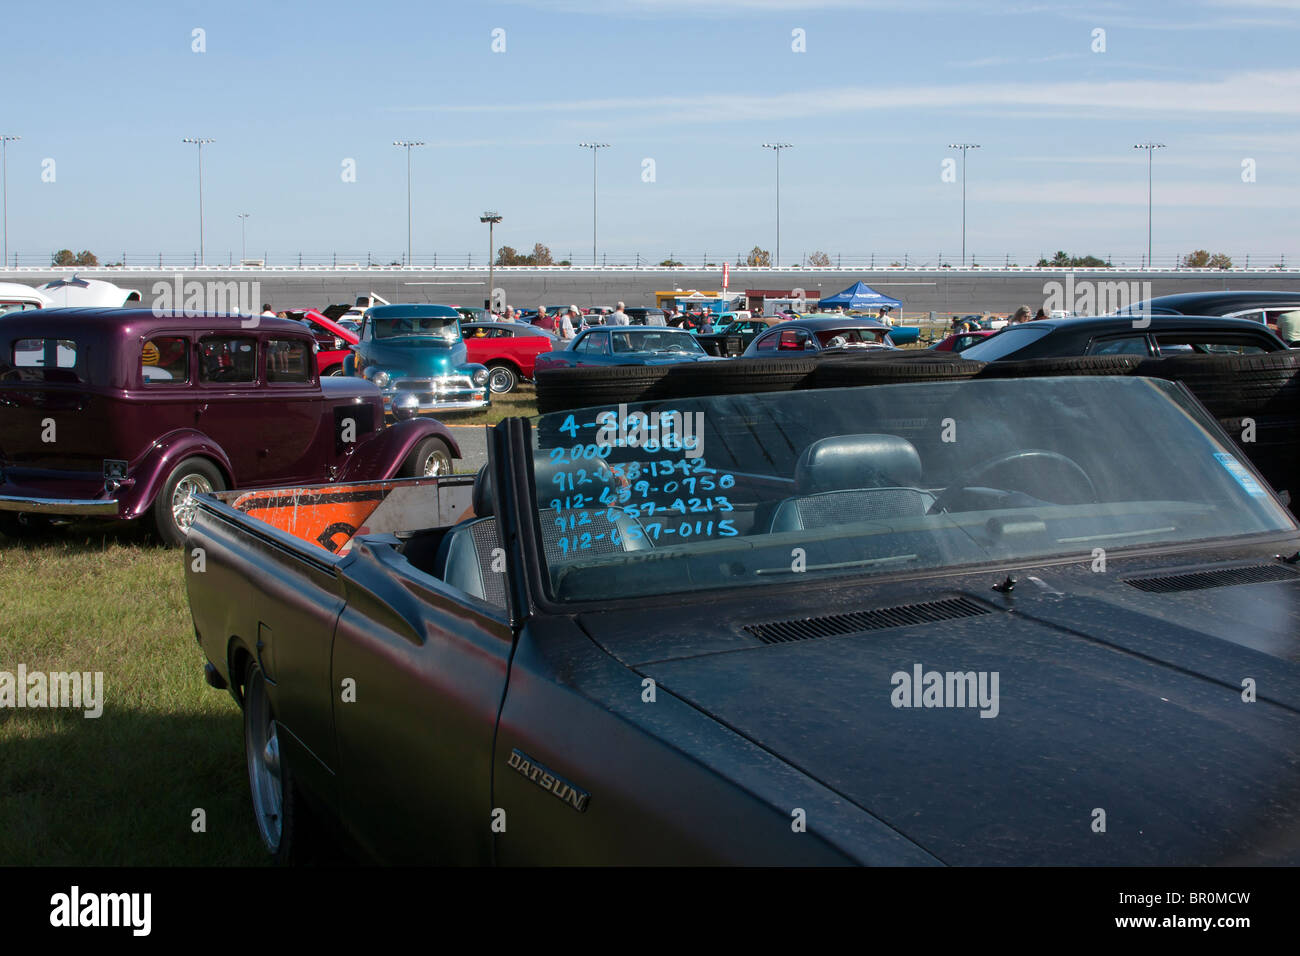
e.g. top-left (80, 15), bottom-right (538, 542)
top-left (928, 449), bottom-right (1098, 513)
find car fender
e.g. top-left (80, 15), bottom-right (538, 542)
top-left (120, 429), bottom-right (235, 519)
top-left (339, 418), bottom-right (462, 481)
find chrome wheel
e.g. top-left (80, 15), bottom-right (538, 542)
top-left (171, 473), bottom-right (214, 532)
top-left (421, 447), bottom-right (453, 477)
top-left (245, 667), bottom-right (283, 852)
top-left (487, 365), bottom-right (516, 393)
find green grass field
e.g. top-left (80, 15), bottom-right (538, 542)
top-left (0, 529), bottom-right (266, 865)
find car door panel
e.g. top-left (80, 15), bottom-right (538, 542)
top-left (330, 539), bottom-right (514, 864)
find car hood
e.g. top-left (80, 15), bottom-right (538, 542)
top-left (357, 338), bottom-right (470, 372)
top-left (577, 558), bottom-right (1300, 864)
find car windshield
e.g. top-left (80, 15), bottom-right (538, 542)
top-left (609, 329), bottom-right (705, 354)
top-left (372, 316), bottom-right (461, 341)
top-left (960, 325), bottom-right (1052, 361)
top-left (527, 377), bottom-right (1294, 604)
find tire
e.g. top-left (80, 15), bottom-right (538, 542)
top-left (486, 363), bottom-right (519, 394)
top-left (535, 365), bottom-right (673, 415)
top-left (662, 358), bottom-right (818, 398)
top-left (1217, 414), bottom-right (1300, 503)
top-left (401, 436), bottom-right (454, 478)
top-left (243, 659), bottom-right (317, 865)
top-left (812, 354), bottom-right (985, 389)
top-left (322, 365), bottom-right (344, 377)
top-left (150, 457), bottom-right (225, 547)
top-left (976, 355), bottom-right (1142, 379)
top-left (1135, 351), bottom-right (1300, 418)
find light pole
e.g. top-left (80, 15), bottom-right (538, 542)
top-left (578, 143), bottom-right (609, 266)
top-left (1, 134), bottom-right (19, 268)
top-left (237, 213), bottom-right (250, 263)
top-left (948, 144), bottom-right (979, 267)
top-left (761, 143), bottom-right (792, 268)
top-left (182, 138), bottom-right (215, 264)
top-left (1133, 143), bottom-right (1165, 268)
top-left (480, 211), bottom-right (502, 310)
top-left (393, 140), bottom-right (426, 266)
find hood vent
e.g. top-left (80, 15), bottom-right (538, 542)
top-left (1125, 564), bottom-right (1299, 594)
top-left (745, 596), bottom-right (990, 645)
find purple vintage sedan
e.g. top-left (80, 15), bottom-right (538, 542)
top-left (0, 309), bottom-right (461, 545)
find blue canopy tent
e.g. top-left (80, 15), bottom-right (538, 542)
top-left (818, 281), bottom-right (902, 311)
top-left (818, 281), bottom-right (918, 343)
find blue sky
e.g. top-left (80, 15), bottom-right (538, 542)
top-left (3, 0), bottom-right (1299, 266)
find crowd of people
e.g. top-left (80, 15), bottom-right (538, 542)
top-left (950, 305), bottom-right (1050, 333)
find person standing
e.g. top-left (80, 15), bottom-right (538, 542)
top-left (558, 306), bottom-right (578, 340)
top-left (608, 301), bottom-right (630, 326)
top-left (535, 306), bottom-right (555, 332)
top-left (1011, 305), bottom-right (1031, 324)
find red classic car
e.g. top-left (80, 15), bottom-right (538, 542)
top-left (0, 309), bottom-right (460, 545)
top-left (281, 308), bottom-right (358, 377)
top-left (931, 330), bottom-right (998, 353)
top-left (460, 321), bottom-right (556, 393)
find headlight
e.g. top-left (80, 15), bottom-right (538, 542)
top-left (371, 370), bottom-right (390, 388)
top-left (472, 368), bottom-right (489, 386)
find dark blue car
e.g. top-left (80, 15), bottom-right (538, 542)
top-left (534, 326), bottom-right (723, 370)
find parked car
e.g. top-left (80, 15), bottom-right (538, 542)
top-left (534, 326), bottom-right (720, 369)
top-left (455, 306), bottom-right (489, 323)
top-left (33, 276), bottom-right (142, 307)
top-left (695, 316), bottom-right (782, 356)
top-left (742, 317), bottom-right (897, 357)
top-left (280, 308), bottom-right (359, 377)
top-left (960, 315), bottom-right (1290, 363)
top-left (1116, 290), bottom-right (1300, 326)
top-left (187, 375), bottom-right (1300, 865)
top-left (0, 282), bottom-right (50, 314)
top-left (931, 330), bottom-right (998, 353)
top-left (0, 309), bottom-right (461, 545)
top-left (461, 321), bottom-right (556, 393)
top-left (625, 307), bottom-right (668, 326)
top-left (344, 304), bottom-right (490, 415)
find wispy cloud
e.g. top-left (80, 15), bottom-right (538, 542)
top-left (391, 69), bottom-right (1300, 125)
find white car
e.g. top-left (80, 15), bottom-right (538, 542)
top-left (0, 282), bottom-right (50, 314)
top-left (35, 276), bottom-right (142, 307)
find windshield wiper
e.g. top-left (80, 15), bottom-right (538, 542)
top-left (754, 553), bottom-right (920, 575)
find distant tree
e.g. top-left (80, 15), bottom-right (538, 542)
top-left (659, 259), bottom-right (684, 267)
top-left (889, 261), bottom-right (902, 267)
top-left (495, 245), bottom-right (521, 266)
top-left (558, 259), bottom-right (571, 266)
top-left (1036, 250), bottom-right (1111, 268)
top-left (1182, 249), bottom-right (1211, 268)
top-left (807, 250), bottom-right (832, 267)
top-left (529, 243), bottom-right (553, 266)
top-left (746, 246), bottom-right (771, 267)
top-left (52, 249), bottom-right (99, 266)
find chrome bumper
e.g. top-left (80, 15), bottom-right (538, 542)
top-left (0, 494), bottom-right (121, 516)
top-left (383, 389), bottom-right (489, 413)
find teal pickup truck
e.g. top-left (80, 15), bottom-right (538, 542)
top-left (344, 304), bottom-right (490, 416)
